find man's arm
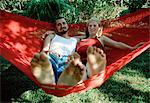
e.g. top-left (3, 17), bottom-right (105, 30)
top-left (42, 34), bottom-right (55, 53)
top-left (41, 30), bottom-right (55, 39)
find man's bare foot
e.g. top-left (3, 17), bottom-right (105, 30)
top-left (31, 52), bottom-right (55, 84)
top-left (57, 52), bottom-right (87, 86)
top-left (87, 46), bottom-right (106, 77)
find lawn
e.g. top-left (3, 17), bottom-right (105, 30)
top-left (0, 49), bottom-right (149, 103)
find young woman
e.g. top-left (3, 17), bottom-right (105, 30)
top-left (76, 17), bottom-right (143, 75)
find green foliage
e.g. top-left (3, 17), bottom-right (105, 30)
top-left (23, 0), bottom-right (75, 23)
top-left (67, 0), bottom-right (123, 22)
top-left (128, 0), bottom-right (147, 12)
top-left (119, 0), bottom-right (149, 16)
top-left (1, 0), bottom-right (149, 23)
top-left (0, 0), bottom-right (30, 13)
top-left (0, 0), bottom-right (125, 23)
top-left (0, 56), bottom-right (11, 73)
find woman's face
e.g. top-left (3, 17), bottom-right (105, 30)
top-left (88, 21), bottom-right (99, 36)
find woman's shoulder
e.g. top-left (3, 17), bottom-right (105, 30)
top-left (97, 35), bottom-right (105, 40)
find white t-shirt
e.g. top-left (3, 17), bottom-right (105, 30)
top-left (50, 35), bottom-right (77, 57)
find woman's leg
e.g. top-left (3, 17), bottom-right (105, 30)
top-left (86, 46), bottom-right (107, 77)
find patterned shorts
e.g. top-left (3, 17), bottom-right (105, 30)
top-left (48, 53), bottom-right (68, 83)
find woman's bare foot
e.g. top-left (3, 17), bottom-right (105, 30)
top-left (87, 46), bottom-right (106, 77)
top-left (31, 52), bottom-right (55, 84)
top-left (57, 52), bottom-right (87, 86)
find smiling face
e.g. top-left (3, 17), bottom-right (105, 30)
top-left (87, 20), bottom-right (99, 36)
top-left (55, 18), bottom-right (69, 35)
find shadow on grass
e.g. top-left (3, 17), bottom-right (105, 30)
top-left (97, 50), bottom-right (149, 102)
top-left (0, 65), bottom-right (39, 102)
top-left (99, 78), bottom-right (149, 102)
top-left (125, 49), bottom-right (150, 79)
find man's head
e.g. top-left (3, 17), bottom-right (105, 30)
top-left (55, 17), bottom-right (69, 35)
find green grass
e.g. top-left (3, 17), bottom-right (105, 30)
top-left (0, 50), bottom-right (149, 103)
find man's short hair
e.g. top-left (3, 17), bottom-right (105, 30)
top-left (54, 16), bottom-right (65, 23)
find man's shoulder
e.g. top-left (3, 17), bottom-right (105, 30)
top-left (70, 37), bottom-right (78, 42)
top-left (47, 33), bottom-right (56, 39)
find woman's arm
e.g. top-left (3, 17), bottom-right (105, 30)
top-left (102, 36), bottom-right (143, 50)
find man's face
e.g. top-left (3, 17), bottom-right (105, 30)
top-left (55, 18), bottom-right (69, 34)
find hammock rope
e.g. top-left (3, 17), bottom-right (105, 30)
top-left (0, 8), bottom-right (149, 96)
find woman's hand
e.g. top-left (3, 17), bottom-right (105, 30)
top-left (132, 42), bottom-right (145, 50)
top-left (42, 30), bottom-right (55, 39)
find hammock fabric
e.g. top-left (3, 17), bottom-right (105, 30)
top-left (0, 8), bottom-right (149, 97)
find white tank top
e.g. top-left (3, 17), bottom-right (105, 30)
top-left (50, 35), bottom-right (77, 56)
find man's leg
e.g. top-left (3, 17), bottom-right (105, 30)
top-left (31, 52), bottom-right (55, 84)
top-left (57, 52), bottom-right (87, 86)
top-left (86, 46), bottom-right (107, 77)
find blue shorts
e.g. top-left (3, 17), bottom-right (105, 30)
top-left (48, 54), bottom-right (68, 83)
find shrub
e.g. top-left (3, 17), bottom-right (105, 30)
top-left (23, 0), bottom-right (74, 22)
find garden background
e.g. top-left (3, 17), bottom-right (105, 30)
top-left (0, 0), bottom-right (150, 102)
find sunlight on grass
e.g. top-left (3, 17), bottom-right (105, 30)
top-left (112, 66), bottom-right (149, 92)
top-left (1, 50), bottom-right (149, 103)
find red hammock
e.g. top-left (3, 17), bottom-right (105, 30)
top-left (0, 8), bottom-right (149, 97)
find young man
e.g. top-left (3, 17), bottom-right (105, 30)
top-left (31, 17), bottom-right (106, 86)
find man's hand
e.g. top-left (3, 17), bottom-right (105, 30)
top-left (42, 30), bottom-right (55, 39)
